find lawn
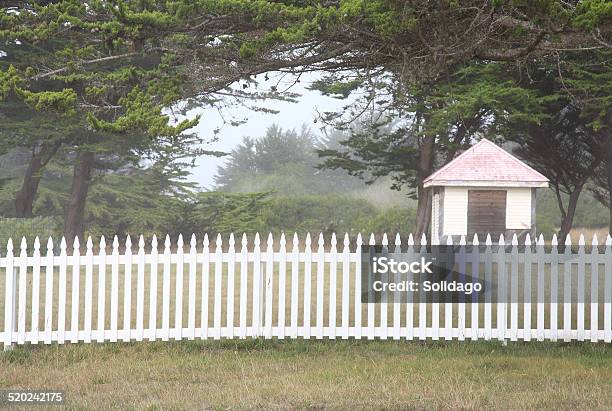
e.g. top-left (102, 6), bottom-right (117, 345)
top-left (1, 339), bottom-right (611, 410)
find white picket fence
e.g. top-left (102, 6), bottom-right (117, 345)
top-left (1, 232), bottom-right (611, 348)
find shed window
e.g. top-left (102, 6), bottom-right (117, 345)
top-left (467, 190), bottom-right (506, 238)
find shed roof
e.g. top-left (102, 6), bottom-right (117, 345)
top-left (423, 139), bottom-right (549, 188)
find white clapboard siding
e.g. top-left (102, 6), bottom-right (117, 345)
top-left (2, 231), bottom-right (612, 348)
top-left (505, 188), bottom-right (532, 230)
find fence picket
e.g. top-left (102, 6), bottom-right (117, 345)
top-left (68, 237), bottom-right (80, 344)
top-left (523, 234), bottom-right (532, 342)
top-left (329, 233), bottom-right (338, 339)
top-left (1, 231), bottom-right (610, 346)
top-left (590, 235), bottom-right (599, 342)
top-left (84, 237), bottom-right (93, 343)
top-left (471, 234), bottom-right (480, 341)
top-left (392, 233), bottom-right (401, 340)
top-left (431, 234), bottom-right (439, 341)
top-left (536, 234), bottom-right (545, 341)
top-left (201, 235), bottom-right (210, 339)
top-left (406, 234), bottom-right (414, 340)
top-left (252, 234), bottom-right (262, 337)
top-left (290, 233), bottom-right (300, 339)
top-left (227, 234), bottom-right (236, 339)
top-left (497, 234), bottom-right (506, 342)
top-left (214, 234), bottom-right (222, 340)
top-left (380, 233), bottom-right (388, 340)
top-left (264, 234), bottom-right (274, 339)
top-left (304, 233), bottom-right (312, 339)
top-left (577, 235), bottom-right (585, 342)
top-left (550, 235), bottom-right (559, 341)
top-left (563, 235), bottom-right (572, 342)
top-left (58, 237), bottom-right (67, 344)
top-left (458, 235), bottom-right (466, 341)
top-left (238, 234), bottom-right (247, 339)
top-left (18, 238), bottom-right (27, 345)
top-left (367, 233), bottom-right (376, 340)
top-left (110, 236), bottom-right (120, 343)
top-left (123, 235), bottom-right (132, 342)
top-left (4, 239), bottom-right (15, 348)
top-left (444, 236), bottom-right (453, 341)
top-left (484, 234), bottom-right (492, 341)
top-left (418, 234), bottom-right (427, 341)
top-left (278, 233), bottom-right (287, 339)
top-left (355, 233), bottom-right (363, 340)
top-left (316, 234), bottom-right (324, 339)
top-left (187, 234), bottom-right (197, 340)
top-left (342, 233), bottom-right (351, 340)
top-left (161, 235), bottom-right (171, 341)
top-left (148, 236), bottom-right (158, 342)
top-left (97, 237), bottom-right (106, 343)
top-left (44, 238), bottom-right (54, 345)
top-left (510, 234), bottom-right (518, 342)
top-left (136, 236), bottom-right (145, 342)
top-left (175, 234), bottom-right (184, 341)
top-left (605, 235), bottom-right (612, 343)
top-left (31, 237), bottom-right (41, 344)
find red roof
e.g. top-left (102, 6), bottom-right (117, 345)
top-left (423, 139), bottom-right (549, 188)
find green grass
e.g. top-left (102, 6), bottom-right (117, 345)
top-left (1, 339), bottom-right (611, 409)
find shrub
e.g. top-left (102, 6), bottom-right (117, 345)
top-left (0, 217), bottom-right (62, 252)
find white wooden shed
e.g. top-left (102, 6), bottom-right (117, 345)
top-left (424, 139), bottom-right (549, 242)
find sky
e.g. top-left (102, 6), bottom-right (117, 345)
top-left (179, 72), bottom-right (356, 190)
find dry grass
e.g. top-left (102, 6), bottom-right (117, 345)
top-left (1, 339), bottom-right (611, 410)
top-left (569, 227), bottom-right (609, 242)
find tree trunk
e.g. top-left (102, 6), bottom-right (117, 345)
top-left (14, 142), bottom-right (60, 218)
top-left (415, 135), bottom-right (435, 240)
top-left (64, 151), bottom-right (95, 248)
top-left (558, 186), bottom-right (583, 243)
top-left (607, 129), bottom-right (612, 233)
top-left (603, 107), bottom-right (612, 234)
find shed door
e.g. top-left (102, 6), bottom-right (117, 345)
top-left (467, 190), bottom-right (506, 238)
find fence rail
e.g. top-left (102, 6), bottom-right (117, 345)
top-left (1, 232), bottom-right (611, 348)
